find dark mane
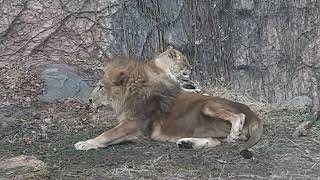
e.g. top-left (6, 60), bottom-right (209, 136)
top-left (106, 57), bottom-right (181, 121)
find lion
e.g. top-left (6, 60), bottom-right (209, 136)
top-left (89, 47), bottom-right (197, 109)
top-left (75, 58), bottom-right (263, 159)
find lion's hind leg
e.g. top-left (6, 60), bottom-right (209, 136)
top-left (226, 113), bottom-right (246, 143)
top-left (176, 138), bottom-right (221, 149)
top-left (202, 103), bottom-right (246, 143)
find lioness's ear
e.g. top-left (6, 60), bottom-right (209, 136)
top-left (168, 49), bottom-right (177, 58)
top-left (112, 71), bottom-right (128, 86)
top-left (166, 45), bottom-right (173, 50)
top-left (167, 49), bottom-right (182, 60)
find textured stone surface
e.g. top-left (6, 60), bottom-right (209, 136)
top-left (105, 0), bottom-right (320, 108)
top-left (0, 155), bottom-right (49, 180)
top-left (1, 0), bottom-right (319, 108)
top-left (277, 96), bottom-right (313, 111)
top-left (39, 64), bottom-right (92, 103)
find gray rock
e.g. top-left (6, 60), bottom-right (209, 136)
top-left (39, 64), bottom-right (93, 103)
top-left (277, 96), bottom-right (313, 110)
top-left (0, 155), bottom-right (49, 180)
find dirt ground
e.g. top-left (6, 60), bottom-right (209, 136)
top-left (0, 58), bottom-right (320, 180)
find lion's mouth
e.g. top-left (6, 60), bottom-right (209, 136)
top-left (181, 74), bottom-right (190, 79)
top-left (180, 82), bottom-right (202, 93)
top-left (179, 76), bottom-right (190, 81)
top-left (181, 83), bottom-right (196, 90)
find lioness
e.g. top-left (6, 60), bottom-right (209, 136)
top-left (148, 46), bottom-right (202, 92)
top-left (75, 58), bottom-right (263, 159)
top-left (151, 46), bottom-right (192, 80)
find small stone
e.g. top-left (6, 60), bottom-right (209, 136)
top-left (305, 149), bottom-right (310, 154)
top-left (2, 101), bottom-right (11, 106)
top-left (43, 118), bottom-right (51, 124)
top-left (0, 155), bottom-right (49, 180)
top-left (25, 97), bottom-right (31, 102)
top-left (33, 113), bottom-right (41, 119)
top-left (0, 62), bottom-right (7, 68)
top-left (240, 149), bottom-right (253, 159)
top-left (1, 121), bottom-right (8, 128)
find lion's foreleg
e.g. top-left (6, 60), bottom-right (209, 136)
top-left (74, 120), bottom-right (141, 151)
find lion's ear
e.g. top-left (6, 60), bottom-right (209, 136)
top-left (112, 71), bottom-right (128, 86)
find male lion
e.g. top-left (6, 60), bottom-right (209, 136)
top-left (89, 47), bottom-right (198, 109)
top-left (75, 58), bottom-right (263, 159)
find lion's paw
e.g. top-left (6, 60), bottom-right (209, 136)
top-left (176, 138), bottom-right (220, 149)
top-left (74, 139), bottom-right (99, 151)
top-left (176, 139), bottom-right (194, 149)
top-left (227, 134), bottom-right (240, 143)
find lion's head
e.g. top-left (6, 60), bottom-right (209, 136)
top-left (89, 80), bottom-right (109, 109)
top-left (88, 60), bottom-right (131, 110)
top-left (152, 46), bottom-right (192, 80)
top-left (90, 58), bottom-right (180, 114)
top-left (89, 48), bottom-right (192, 109)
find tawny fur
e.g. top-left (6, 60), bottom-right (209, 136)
top-left (89, 47), bottom-right (192, 109)
top-left (76, 57), bottom-right (263, 158)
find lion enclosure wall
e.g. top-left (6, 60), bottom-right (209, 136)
top-left (0, 0), bottom-right (319, 108)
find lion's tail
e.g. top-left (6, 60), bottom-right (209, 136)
top-left (238, 114), bottom-right (263, 159)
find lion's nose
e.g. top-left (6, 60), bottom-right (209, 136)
top-left (88, 98), bottom-right (93, 104)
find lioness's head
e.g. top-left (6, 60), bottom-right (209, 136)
top-left (153, 46), bottom-right (192, 80)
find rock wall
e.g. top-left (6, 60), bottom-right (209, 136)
top-left (106, 0), bottom-right (320, 107)
top-left (1, 0), bottom-right (319, 107)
